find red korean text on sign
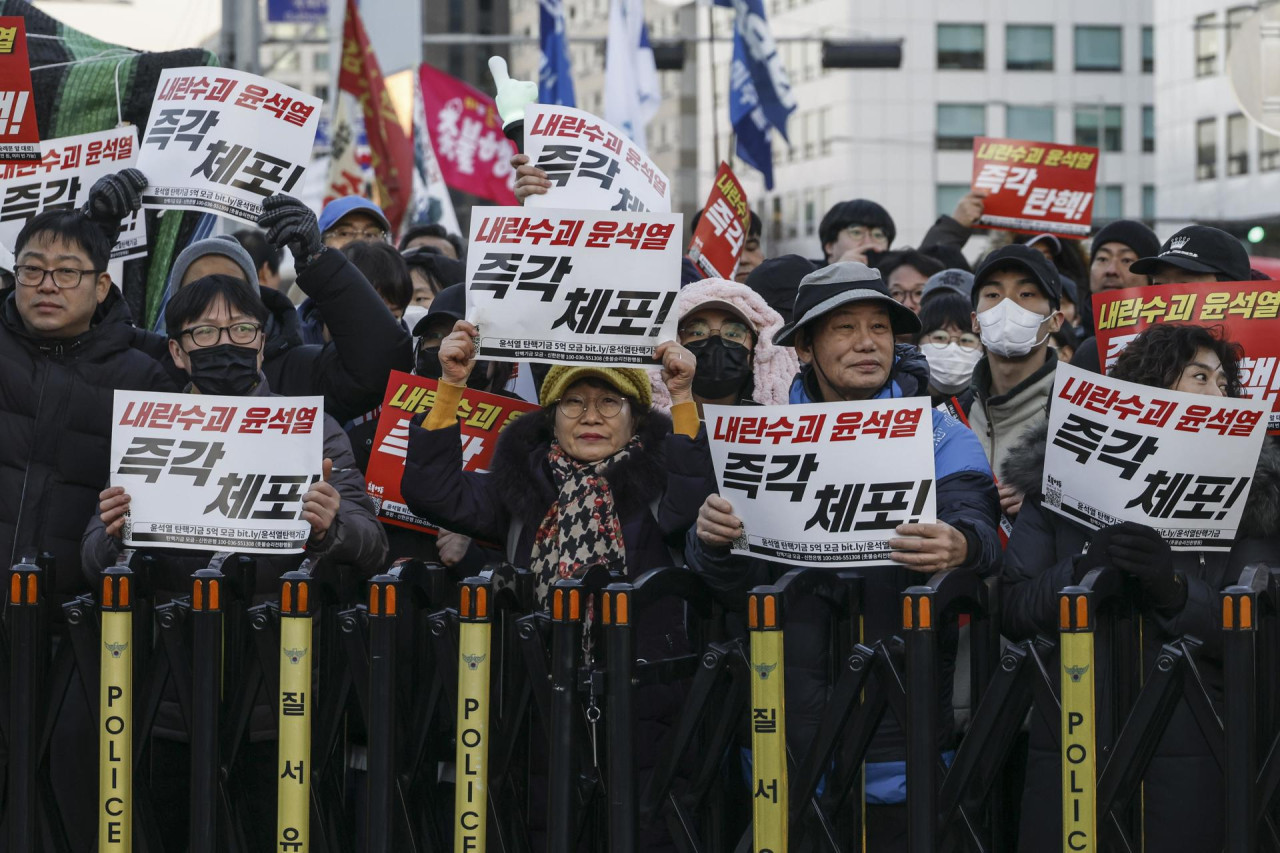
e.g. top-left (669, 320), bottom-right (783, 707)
top-left (687, 161), bottom-right (750, 280)
top-left (970, 137), bottom-right (1099, 237)
top-left (0, 17), bottom-right (39, 163)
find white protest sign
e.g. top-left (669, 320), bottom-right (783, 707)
top-left (137, 68), bottom-right (322, 226)
top-left (110, 391), bottom-right (324, 554)
top-left (523, 103), bottom-right (672, 213)
top-left (0, 127), bottom-right (146, 259)
top-left (465, 207), bottom-right (682, 367)
top-left (705, 400), bottom-right (937, 566)
top-left (1042, 363), bottom-right (1269, 549)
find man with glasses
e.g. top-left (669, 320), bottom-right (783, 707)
top-left (318, 195), bottom-right (393, 249)
top-left (818, 191), bottom-right (988, 266)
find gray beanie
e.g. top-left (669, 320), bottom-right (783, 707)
top-left (167, 235), bottom-right (260, 292)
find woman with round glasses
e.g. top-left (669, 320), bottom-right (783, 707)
top-left (913, 289), bottom-right (984, 407)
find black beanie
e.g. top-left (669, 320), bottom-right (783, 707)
top-left (744, 254), bottom-right (817, 324)
top-left (818, 199), bottom-right (897, 253)
top-left (1090, 219), bottom-right (1160, 262)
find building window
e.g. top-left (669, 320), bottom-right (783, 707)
top-left (1228, 113), bottom-right (1249, 175)
top-left (1142, 26), bottom-right (1154, 73)
top-left (937, 24), bottom-right (985, 69)
top-left (1094, 185), bottom-right (1124, 222)
top-left (936, 184), bottom-right (971, 218)
top-left (314, 84), bottom-right (329, 102)
top-left (1075, 25), bottom-right (1122, 72)
top-left (1006, 25), bottom-right (1053, 71)
top-left (1006, 105), bottom-right (1055, 142)
top-left (1262, 130), bottom-right (1280, 172)
top-left (1227, 6), bottom-right (1252, 57)
top-left (936, 103), bottom-right (986, 150)
top-left (313, 51), bottom-right (329, 72)
top-left (1196, 13), bottom-right (1218, 77)
top-left (1074, 105), bottom-right (1123, 152)
top-left (1142, 185), bottom-right (1156, 223)
top-left (1197, 117), bottom-right (1217, 180)
top-left (804, 190), bottom-right (816, 235)
top-left (1143, 106), bottom-right (1154, 153)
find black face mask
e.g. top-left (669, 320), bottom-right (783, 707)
top-left (187, 344), bottom-right (261, 396)
top-left (687, 336), bottom-right (752, 401)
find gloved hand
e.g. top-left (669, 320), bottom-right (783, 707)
top-left (1105, 521), bottom-right (1184, 614)
top-left (82, 168), bottom-right (147, 242)
top-left (1072, 523), bottom-right (1124, 582)
top-left (259, 194), bottom-right (324, 270)
top-left (488, 56), bottom-right (538, 129)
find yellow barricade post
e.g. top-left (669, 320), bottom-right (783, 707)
top-left (99, 565), bottom-right (133, 851)
top-left (277, 571), bottom-right (313, 852)
top-left (454, 577), bottom-right (493, 853)
top-left (748, 590), bottom-right (787, 852)
top-left (1060, 588), bottom-right (1096, 853)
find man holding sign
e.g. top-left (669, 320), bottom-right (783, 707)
top-left (688, 261), bottom-right (1000, 845)
top-left (1001, 324), bottom-right (1280, 853)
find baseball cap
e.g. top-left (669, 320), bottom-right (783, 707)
top-left (773, 261), bottom-right (921, 346)
top-left (972, 244), bottom-right (1063, 309)
top-left (318, 196), bottom-right (392, 236)
top-left (921, 268), bottom-right (975, 302)
top-left (1128, 225), bottom-right (1252, 282)
top-left (412, 282), bottom-right (466, 336)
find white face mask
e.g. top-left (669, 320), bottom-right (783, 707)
top-left (921, 342), bottom-right (983, 394)
top-left (976, 298), bottom-right (1050, 358)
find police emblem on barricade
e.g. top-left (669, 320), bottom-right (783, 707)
top-left (754, 661), bottom-right (777, 680)
top-left (1065, 663), bottom-right (1090, 683)
top-left (105, 641), bottom-right (128, 658)
top-left (284, 647), bottom-right (307, 664)
top-left (463, 652), bottom-right (487, 670)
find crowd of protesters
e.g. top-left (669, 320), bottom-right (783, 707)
top-left (0, 127), bottom-right (1272, 849)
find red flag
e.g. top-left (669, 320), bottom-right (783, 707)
top-left (338, 0), bottom-right (414, 232)
top-left (418, 62), bottom-right (517, 205)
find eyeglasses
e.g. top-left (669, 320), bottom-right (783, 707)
top-left (679, 319), bottom-right (752, 347)
top-left (180, 322), bottom-right (264, 348)
top-left (924, 330), bottom-right (982, 350)
top-left (329, 226), bottom-right (389, 243)
top-left (14, 265), bottom-right (100, 289)
top-left (558, 394), bottom-right (627, 419)
top-left (841, 225), bottom-right (889, 244)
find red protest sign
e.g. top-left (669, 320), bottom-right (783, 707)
top-left (1093, 282), bottom-right (1280, 431)
top-left (364, 371), bottom-right (538, 533)
top-left (687, 161), bottom-right (749, 280)
top-left (0, 18), bottom-right (39, 163)
top-left (418, 62), bottom-right (517, 205)
top-left (971, 137), bottom-right (1098, 237)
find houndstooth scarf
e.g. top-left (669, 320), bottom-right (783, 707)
top-left (530, 438), bottom-right (638, 607)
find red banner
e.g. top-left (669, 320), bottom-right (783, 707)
top-left (418, 62), bottom-right (517, 205)
top-left (0, 18), bottom-right (39, 163)
top-left (364, 372), bottom-right (538, 533)
top-left (970, 137), bottom-right (1098, 237)
top-left (338, 0), bottom-right (414, 232)
top-left (1093, 282), bottom-right (1280, 431)
top-left (687, 161), bottom-right (749, 280)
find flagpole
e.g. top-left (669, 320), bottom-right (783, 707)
top-left (706, 3), bottom-right (720, 166)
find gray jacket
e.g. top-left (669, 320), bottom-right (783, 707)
top-left (966, 350), bottom-right (1058, 481)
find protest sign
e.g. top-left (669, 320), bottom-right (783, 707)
top-left (523, 103), bottom-right (672, 213)
top-left (418, 62), bottom-right (517, 205)
top-left (110, 391), bottom-right (323, 554)
top-left (687, 161), bottom-right (749, 280)
top-left (1041, 363), bottom-right (1268, 549)
top-left (1093, 282), bottom-right (1280, 431)
top-left (705, 400), bottom-right (937, 566)
top-left (970, 137), bottom-right (1098, 237)
top-left (137, 68), bottom-right (322, 226)
top-left (466, 207), bottom-right (682, 367)
top-left (0, 127), bottom-right (145, 259)
top-left (363, 371), bottom-right (538, 533)
top-left (0, 17), bottom-right (39, 163)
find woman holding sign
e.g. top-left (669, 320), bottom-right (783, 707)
top-left (1001, 323), bottom-right (1280, 853)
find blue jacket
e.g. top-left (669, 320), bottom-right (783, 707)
top-left (686, 344), bottom-right (1001, 797)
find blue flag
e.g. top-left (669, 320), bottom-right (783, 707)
top-left (716, 0), bottom-right (795, 189)
top-left (540, 0), bottom-right (576, 107)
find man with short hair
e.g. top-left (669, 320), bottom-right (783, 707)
top-left (1088, 219), bottom-right (1161, 295)
top-left (1128, 224), bottom-right (1252, 285)
top-left (735, 210), bottom-right (765, 283)
top-left (318, 196), bottom-right (393, 249)
top-left (819, 190), bottom-right (987, 265)
top-left (399, 222), bottom-right (465, 260)
top-left (231, 228), bottom-right (283, 290)
top-left (876, 249), bottom-right (946, 314)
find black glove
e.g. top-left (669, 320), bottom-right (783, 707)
top-left (82, 168), bottom-right (147, 243)
top-left (1105, 521), bottom-right (1184, 614)
top-left (1072, 523), bottom-right (1124, 582)
top-left (259, 194), bottom-right (324, 271)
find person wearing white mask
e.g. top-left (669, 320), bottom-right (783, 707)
top-left (958, 244), bottom-right (1065, 517)
top-left (914, 288), bottom-right (984, 406)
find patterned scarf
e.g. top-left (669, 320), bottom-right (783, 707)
top-left (530, 438), bottom-right (639, 607)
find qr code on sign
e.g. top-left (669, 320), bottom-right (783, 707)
top-left (733, 525), bottom-right (748, 551)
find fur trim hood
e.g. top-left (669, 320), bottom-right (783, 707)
top-left (487, 404), bottom-right (673, 525)
top-left (650, 278), bottom-right (799, 410)
top-left (1004, 419), bottom-right (1280, 540)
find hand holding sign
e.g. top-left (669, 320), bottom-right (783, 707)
top-left (84, 168), bottom-right (148, 227)
top-left (99, 486), bottom-right (132, 540)
top-left (888, 521), bottom-right (969, 573)
top-left (260, 194), bottom-right (324, 269)
top-left (488, 56), bottom-right (538, 129)
top-left (951, 189), bottom-right (987, 229)
top-left (697, 494), bottom-right (743, 549)
top-left (511, 152), bottom-right (551, 203)
top-left (440, 319), bottom-right (480, 386)
top-left (303, 457), bottom-right (341, 543)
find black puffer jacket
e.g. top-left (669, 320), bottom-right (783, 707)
top-left (1001, 421), bottom-right (1280, 853)
top-left (0, 289), bottom-right (177, 594)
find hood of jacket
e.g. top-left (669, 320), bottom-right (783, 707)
top-left (487, 404), bottom-right (673, 526)
top-left (650, 278), bottom-right (799, 409)
top-left (1004, 419), bottom-right (1280, 540)
top-left (789, 343), bottom-right (929, 404)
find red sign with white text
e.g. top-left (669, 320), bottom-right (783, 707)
top-left (1093, 282), bottom-right (1280, 431)
top-left (364, 372), bottom-right (537, 533)
top-left (417, 62), bottom-right (517, 205)
top-left (0, 17), bottom-right (39, 162)
top-left (971, 137), bottom-right (1098, 237)
top-left (688, 161), bottom-right (749, 280)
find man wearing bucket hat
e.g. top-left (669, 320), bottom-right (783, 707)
top-left (687, 261), bottom-right (1000, 847)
